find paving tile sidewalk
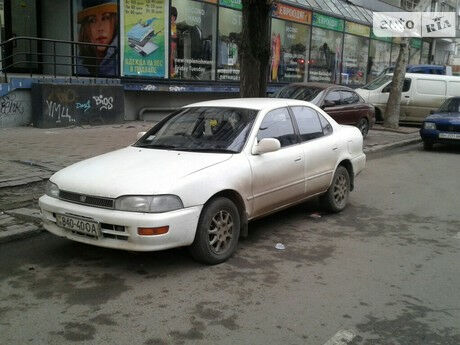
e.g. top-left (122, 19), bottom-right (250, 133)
top-left (0, 121), bottom-right (421, 243)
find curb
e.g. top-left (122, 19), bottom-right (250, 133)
top-left (0, 227), bottom-right (44, 244)
top-left (364, 137), bottom-right (422, 154)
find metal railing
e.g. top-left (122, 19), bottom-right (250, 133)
top-left (0, 36), bottom-right (119, 81)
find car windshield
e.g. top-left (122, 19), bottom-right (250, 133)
top-left (134, 107), bottom-right (258, 153)
top-left (438, 98), bottom-right (460, 114)
top-left (362, 75), bottom-right (392, 90)
top-left (274, 86), bottom-right (323, 103)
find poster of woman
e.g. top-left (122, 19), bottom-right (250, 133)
top-left (74, 0), bottom-right (119, 76)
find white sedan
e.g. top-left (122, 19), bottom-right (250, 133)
top-left (39, 98), bottom-right (366, 264)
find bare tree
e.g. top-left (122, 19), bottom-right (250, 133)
top-left (239, 0), bottom-right (273, 98)
top-left (383, 0), bottom-right (430, 128)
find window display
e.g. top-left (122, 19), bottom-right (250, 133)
top-left (421, 40), bottom-right (430, 64)
top-left (270, 18), bottom-right (310, 82)
top-left (342, 34), bottom-right (369, 85)
top-left (409, 39), bottom-right (421, 65)
top-left (309, 27), bottom-right (342, 83)
top-left (170, 0), bottom-right (217, 80)
top-left (217, 7), bottom-right (241, 81)
top-left (368, 39), bottom-right (391, 82)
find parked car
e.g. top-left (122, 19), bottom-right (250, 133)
top-left (356, 73), bottom-right (460, 123)
top-left (272, 83), bottom-right (375, 138)
top-left (420, 97), bottom-right (460, 150)
top-left (39, 98), bottom-right (366, 264)
top-left (380, 64), bottom-right (452, 76)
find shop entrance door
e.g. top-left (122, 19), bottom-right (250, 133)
top-left (4, 0), bottom-right (40, 73)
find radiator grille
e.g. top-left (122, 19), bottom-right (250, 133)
top-left (59, 190), bottom-right (114, 209)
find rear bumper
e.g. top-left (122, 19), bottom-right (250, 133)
top-left (351, 153), bottom-right (366, 177)
top-left (39, 195), bottom-right (202, 251)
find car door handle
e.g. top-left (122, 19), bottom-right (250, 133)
top-left (332, 147), bottom-right (338, 151)
top-left (404, 96), bottom-right (410, 98)
top-left (294, 157), bottom-right (302, 162)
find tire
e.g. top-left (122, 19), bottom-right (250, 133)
top-left (357, 118), bottom-right (370, 138)
top-left (189, 197), bottom-right (240, 265)
top-left (423, 140), bottom-right (433, 150)
top-left (320, 166), bottom-right (350, 213)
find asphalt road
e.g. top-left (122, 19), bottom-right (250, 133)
top-left (1, 143), bottom-right (459, 345)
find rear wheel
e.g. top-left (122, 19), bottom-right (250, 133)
top-left (189, 198), bottom-right (240, 265)
top-left (357, 118), bottom-right (370, 138)
top-left (320, 166), bottom-right (350, 213)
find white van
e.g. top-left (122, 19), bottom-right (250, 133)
top-left (356, 73), bottom-right (460, 123)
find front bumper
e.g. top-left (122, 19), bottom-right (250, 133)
top-left (420, 129), bottom-right (460, 144)
top-left (39, 195), bottom-right (202, 251)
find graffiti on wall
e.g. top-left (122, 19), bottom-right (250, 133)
top-left (32, 84), bottom-right (124, 128)
top-left (0, 93), bottom-right (30, 127)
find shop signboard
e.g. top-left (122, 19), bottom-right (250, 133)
top-left (410, 38), bottom-right (422, 49)
top-left (121, 0), bottom-right (166, 77)
top-left (345, 21), bottom-right (370, 37)
top-left (312, 13), bottom-right (344, 32)
top-left (273, 3), bottom-right (312, 25)
top-left (371, 29), bottom-right (393, 43)
top-left (219, 0), bottom-right (241, 9)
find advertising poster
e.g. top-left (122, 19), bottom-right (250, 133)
top-left (122, 0), bottom-right (166, 77)
top-left (73, 0), bottom-right (119, 77)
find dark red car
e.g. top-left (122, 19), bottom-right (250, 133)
top-left (273, 83), bottom-right (376, 137)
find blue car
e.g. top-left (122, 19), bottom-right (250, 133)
top-left (420, 97), bottom-right (460, 150)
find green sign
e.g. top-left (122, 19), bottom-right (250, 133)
top-left (219, 0), bottom-right (242, 10)
top-left (371, 29), bottom-right (392, 43)
top-left (312, 13), bottom-right (344, 32)
top-left (122, 0), bottom-right (166, 77)
top-left (410, 38), bottom-right (422, 49)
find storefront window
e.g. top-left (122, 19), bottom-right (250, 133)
top-left (309, 27), bottom-right (342, 83)
top-left (368, 39), bottom-right (391, 82)
top-left (270, 18), bottom-right (309, 82)
top-left (170, 0), bottom-right (217, 80)
top-left (217, 7), bottom-right (241, 81)
top-left (421, 40), bottom-right (430, 64)
top-left (342, 34), bottom-right (369, 85)
top-left (409, 39), bottom-right (421, 65)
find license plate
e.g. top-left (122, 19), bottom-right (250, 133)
top-left (56, 214), bottom-right (100, 238)
top-left (439, 133), bottom-right (460, 140)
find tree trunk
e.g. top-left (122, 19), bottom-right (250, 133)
top-left (240, 0), bottom-right (272, 98)
top-left (383, 38), bottom-right (409, 129)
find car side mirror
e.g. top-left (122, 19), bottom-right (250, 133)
top-left (322, 100), bottom-right (335, 109)
top-left (137, 131), bottom-right (146, 140)
top-left (252, 138), bottom-right (281, 155)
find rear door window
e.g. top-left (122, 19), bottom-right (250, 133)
top-left (340, 91), bottom-right (360, 104)
top-left (324, 91), bottom-right (341, 105)
top-left (290, 106), bottom-right (324, 142)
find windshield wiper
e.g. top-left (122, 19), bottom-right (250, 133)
top-left (178, 148), bottom-right (237, 153)
top-left (136, 143), bottom-right (179, 150)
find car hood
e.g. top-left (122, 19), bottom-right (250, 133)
top-left (51, 146), bottom-right (232, 198)
top-left (426, 113), bottom-right (460, 122)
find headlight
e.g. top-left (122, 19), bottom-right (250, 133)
top-left (114, 195), bottom-right (183, 213)
top-left (45, 181), bottom-right (60, 198)
top-left (424, 122), bottom-right (436, 130)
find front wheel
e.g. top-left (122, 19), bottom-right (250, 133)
top-left (423, 140), bottom-right (433, 150)
top-left (189, 198), bottom-right (240, 265)
top-left (357, 118), bottom-right (370, 138)
top-left (320, 166), bottom-right (350, 213)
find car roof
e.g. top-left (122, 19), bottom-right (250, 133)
top-left (281, 82), bottom-right (353, 91)
top-left (184, 98), bottom-right (311, 110)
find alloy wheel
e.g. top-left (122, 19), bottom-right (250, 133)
top-left (333, 174), bottom-right (348, 208)
top-left (208, 210), bottom-right (233, 254)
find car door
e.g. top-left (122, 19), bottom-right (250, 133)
top-left (380, 78), bottom-right (412, 121)
top-left (322, 90), bottom-right (347, 124)
top-left (248, 107), bottom-right (305, 218)
top-left (340, 90), bottom-right (366, 125)
top-left (290, 106), bottom-right (338, 195)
